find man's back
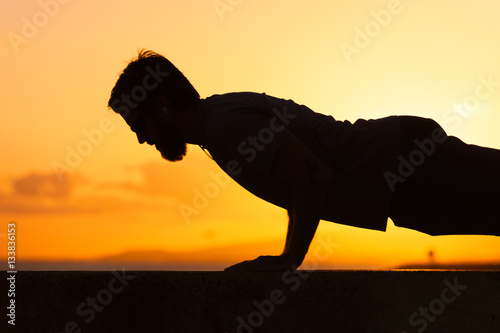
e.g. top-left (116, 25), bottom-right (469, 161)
top-left (198, 92), bottom-right (401, 231)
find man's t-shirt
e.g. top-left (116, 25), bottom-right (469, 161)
top-left (197, 92), bottom-right (401, 231)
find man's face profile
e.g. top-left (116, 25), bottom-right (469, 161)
top-left (124, 106), bottom-right (187, 162)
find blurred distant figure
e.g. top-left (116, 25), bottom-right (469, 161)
top-left (428, 250), bottom-right (435, 265)
top-left (107, 50), bottom-right (500, 271)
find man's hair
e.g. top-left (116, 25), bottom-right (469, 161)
top-left (108, 49), bottom-right (199, 116)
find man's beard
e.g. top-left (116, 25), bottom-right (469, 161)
top-left (155, 140), bottom-right (187, 162)
top-left (154, 124), bottom-right (188, 162)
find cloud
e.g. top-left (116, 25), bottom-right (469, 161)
top-left (0, 171), bottom-right (151, 215)
top-left (0, 153), bottom-right (248, 219)
top-left (11, 172), bottom-right (74, 198)
top-left (0, 172), bottom-right (95, 214)
top-left (0, 166), bottom-right (197, 216)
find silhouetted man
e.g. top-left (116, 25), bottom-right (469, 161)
top-left (108, 50), bottom-right (500, 271)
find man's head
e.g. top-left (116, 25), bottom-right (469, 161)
top-left (108, 50), bottom-right (200, 161)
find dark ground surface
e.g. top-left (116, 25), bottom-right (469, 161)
top-left (4, 270), bottom-right (500, 333)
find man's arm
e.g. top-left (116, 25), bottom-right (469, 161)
top-left (225, 133), bottom-right (332, 271)
top-left (276, 133), bottom-right (332, 265)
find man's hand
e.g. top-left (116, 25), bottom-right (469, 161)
top-left (224, 254), bottom-right (298, 272)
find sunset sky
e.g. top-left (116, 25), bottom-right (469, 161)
top-left (1, 0), bottom-right (500, 269)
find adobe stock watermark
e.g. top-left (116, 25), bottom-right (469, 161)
top-left (7, 0), bottom-right (73, 54)
top-left (236, 106), bottom-right (297, 163)
top-left (213, 0), bottom-right (244, 21)
top-left (339, 0), bottom-right (406, 64)
top-left (51, 118), bottom-right (115, 182)
top-left (442, 74), bottom-right (500, 130)
top-left (50, 269), bottom-right (136, 333)
top-left (178, 105), bottom-right (297, 224)
top-left (52, 64), bottom-right (170, 182)
top-left (385, 74), bottom-right (499, 191)
top-left (232, 235), bottom-right (340, 333)
top-left (178, 170), bottom-right (231, 224)
top-left (400, 277), bottom-right (467, 333)
top-left (384, 125), bottom-right (447, 192)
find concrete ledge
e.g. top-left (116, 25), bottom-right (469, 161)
top-left (9, 270), bottom-right (500, 333)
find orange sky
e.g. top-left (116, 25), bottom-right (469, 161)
top-left (1, 0), bottom-right (500, 269)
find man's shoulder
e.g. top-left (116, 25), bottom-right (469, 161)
top-left (200, 92), bottom-right (327, 135)
top-left (202, 91), bottom-right (275, 107)
top-left (200, 92), bottom-right (278, 124)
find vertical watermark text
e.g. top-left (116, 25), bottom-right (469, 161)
top-left (6, 221), bottom-right (17, 326)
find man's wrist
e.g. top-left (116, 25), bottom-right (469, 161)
top-left (281, 251), bottom-right (305, 267)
